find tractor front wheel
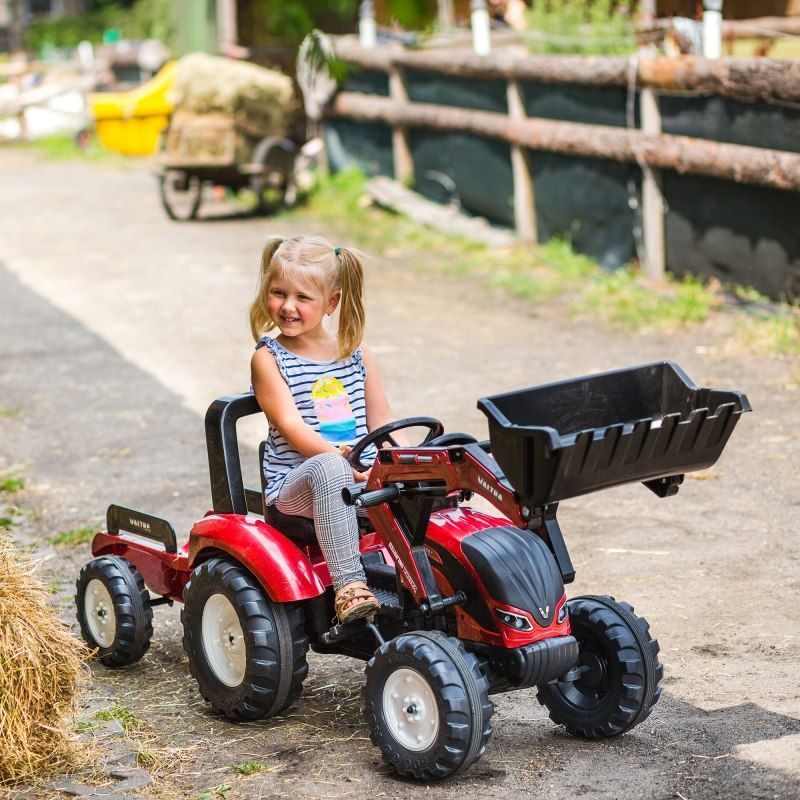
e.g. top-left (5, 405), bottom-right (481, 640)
top-left (363, 630), bottom-right (493, 781)
top-left (537, 595), bottom-right (663, 738)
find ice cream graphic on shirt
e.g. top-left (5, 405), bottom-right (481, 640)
top-left (311, 376), bottom-right (357, 442)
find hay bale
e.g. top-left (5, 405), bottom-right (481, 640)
top-left (163, 110), bottom-right (256, 165)
top-left (0, 534), bottom-right (86, 784)
top-left (172, 53), bottom-right (295, 139)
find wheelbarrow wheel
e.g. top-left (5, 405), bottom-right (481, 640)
top-left (363, 630), bottom-right (494, 781)
top-left (537, 595), bottom-right (663, 738)
top-left (159, 169), bottom-right (202, 221)
top-left (181, 557), bottom-right (309, 720)
top-left (75, 556), bottom-right (153, 667)
top-left (249, 137), bottom-right (296, 215)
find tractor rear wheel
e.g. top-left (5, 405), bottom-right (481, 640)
top-left (75, 556), bottom-right (153, 667)
top-left (181, 557), bottom-right (308, 720)
top-left (537, 595), bottom-right (662, 738)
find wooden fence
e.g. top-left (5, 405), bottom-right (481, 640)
top-left (325, 38), bottom-right (800, 289)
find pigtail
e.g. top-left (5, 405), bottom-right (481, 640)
top-left (335, 246), bottom-right (366, 360)
top-left (248, 236), bottom-right (285, 341)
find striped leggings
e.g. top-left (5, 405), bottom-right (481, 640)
top-left (275, 453), bottom-right (365, 591)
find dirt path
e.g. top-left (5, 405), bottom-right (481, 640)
top-left (1, 149), bottom-right (799, 800)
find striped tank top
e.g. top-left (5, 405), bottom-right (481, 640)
top-left (256, 336), bottom-right (373, 505)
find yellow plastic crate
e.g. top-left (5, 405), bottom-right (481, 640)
top-left (89, 61), bottom-right (176, 156)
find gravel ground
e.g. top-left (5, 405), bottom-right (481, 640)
top-left (1, 149), bottom-right (799, 800)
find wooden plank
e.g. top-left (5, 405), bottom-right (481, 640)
top-left (329, 92), bottom-right (800, 192)
top-left (507, 78), bottom-right (537, 244)
top-left (388, 67), bottom-right (413, 185)
top-left (366, 175), bottom-right (517, 247)
top-left (640, 86), bottom-right (665, 281)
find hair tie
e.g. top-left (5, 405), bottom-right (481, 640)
top-left (282, 236), bottom-right (288, 243)
top-left (333, 247), bottom-right (341, 256)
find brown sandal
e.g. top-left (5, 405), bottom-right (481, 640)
top-left (335, 580), bottom-right (381, 624)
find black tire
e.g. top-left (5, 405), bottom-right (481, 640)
top-left (181, 557), bottom-right (308, 720)
top-left (75, 556), bottom-right (153, 667)
top-left (159, 169), bottom-right (202, 221)
top-left (537, 595), bottom-right (663, 738)
top-left (363, 630), bottom-right (494, 781)
top-left (249, 137), bottom-right (296, 215)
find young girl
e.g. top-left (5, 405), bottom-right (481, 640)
top-left (249, 234), bottom-right (396, 623)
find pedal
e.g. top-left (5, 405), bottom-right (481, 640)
top-left (321, 618), bottom-right (368, 645)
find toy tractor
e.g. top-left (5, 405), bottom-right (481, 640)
top-left (75, 361), bottom-right (749, 780)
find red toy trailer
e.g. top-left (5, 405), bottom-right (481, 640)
top-left (75, 361), bottom-right (750, 780)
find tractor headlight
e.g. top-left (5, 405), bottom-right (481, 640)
top-left (495, 609), bottom-right (533, 631)
top-left (557, 603), bottom-right (568, 624)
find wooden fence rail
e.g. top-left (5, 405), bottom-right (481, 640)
top-left (326, 39), bottom-right (800, 279)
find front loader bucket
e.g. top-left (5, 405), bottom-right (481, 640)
top-left (477, 361), bottom-right (750, 508)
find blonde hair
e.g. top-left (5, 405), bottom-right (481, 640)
top-left (248, 235), bottom-right (366, 361)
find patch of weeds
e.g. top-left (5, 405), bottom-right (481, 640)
top-left (0, 407), bottom-right (21, 417)
top-left (49, 578), bottom-right (60, 594)
top-left (0, 471), bottom-right (25, 493)
top-left (136, 745), bottom-right (156, 768)
top-left (581, 268), bottom-right (722, 330)
top-left (93, 702), bottom-right (141, 731)
top-left (75, 719), bottom-right (100, 732)
top-left (197, 785), bottom-right (231, 800)
top-left (729, 286), bottom-right (800, 357)
top-left (232, 760), bottom-right (263, 776)
top-left (47, 526), bottom-right (96, 546)
top-left (0, 505), bottom-right (31, 530)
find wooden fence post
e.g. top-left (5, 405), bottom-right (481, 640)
top-left (507, 79), bottom-right (537, 244)
top-left (640, 86), bottom-right (665, 281)
top-left (389, 66), bottom-right (414, 185)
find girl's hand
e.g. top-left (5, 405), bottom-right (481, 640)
top-left (351, 466), bottom-right (371, 483)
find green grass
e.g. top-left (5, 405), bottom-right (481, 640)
top-left (0, 471), bottom-right (25, 493)
top-left (231, 760), bottom-right (264, 776)
top-left (278, 168), bottom-right (800, 355)
top-left (47, 526), bottom-right (96, 546)
top-left (93, 702), bottom-right (141, 731)
top-left (21, 133), bottom-right (126, 164)
top-left (0, 407), bottom-right (20, 418)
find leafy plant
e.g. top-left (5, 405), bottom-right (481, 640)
top-left (525, 0), bottom-right (636, 55)
top-left (93, 702), bottom-right (141, 731)
top-left (232, 760), bottom-right (263, 775)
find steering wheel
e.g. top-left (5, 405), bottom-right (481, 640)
top-left (346, 417), bottom-right (444, 472)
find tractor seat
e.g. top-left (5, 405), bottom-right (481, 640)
top-left (263, 503), bottom-right (318, 543)
top-left (258, 440), bottom-right (374, 542)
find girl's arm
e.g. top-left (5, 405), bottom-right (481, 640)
top-left (252, 348), bottom-right (368, 479)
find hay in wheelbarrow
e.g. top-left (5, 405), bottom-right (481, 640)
top-left (0, 533), bottom-right (86, 784)
top-left (172, 53), bottom-right (295, 139)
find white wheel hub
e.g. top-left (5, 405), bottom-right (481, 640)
top-left (382, 667), bottom-right (439, 751)
top-left (201, 593), bottom-right (246, 687)
top-left (84, 578), bottom-right (116, 648)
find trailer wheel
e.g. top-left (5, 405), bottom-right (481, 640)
top-left (249, 137), bottom-right (296, 215)
top-left (363, 630), bottom-right (493, 781)
top-left (159, 169), bottom-right (202, 221)
top-left (537, 595), bottom-right (663, 738)
top-left (181, 557), bottom-right (308, 720)
top-left (75, 556), bottom-right (153, 667)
